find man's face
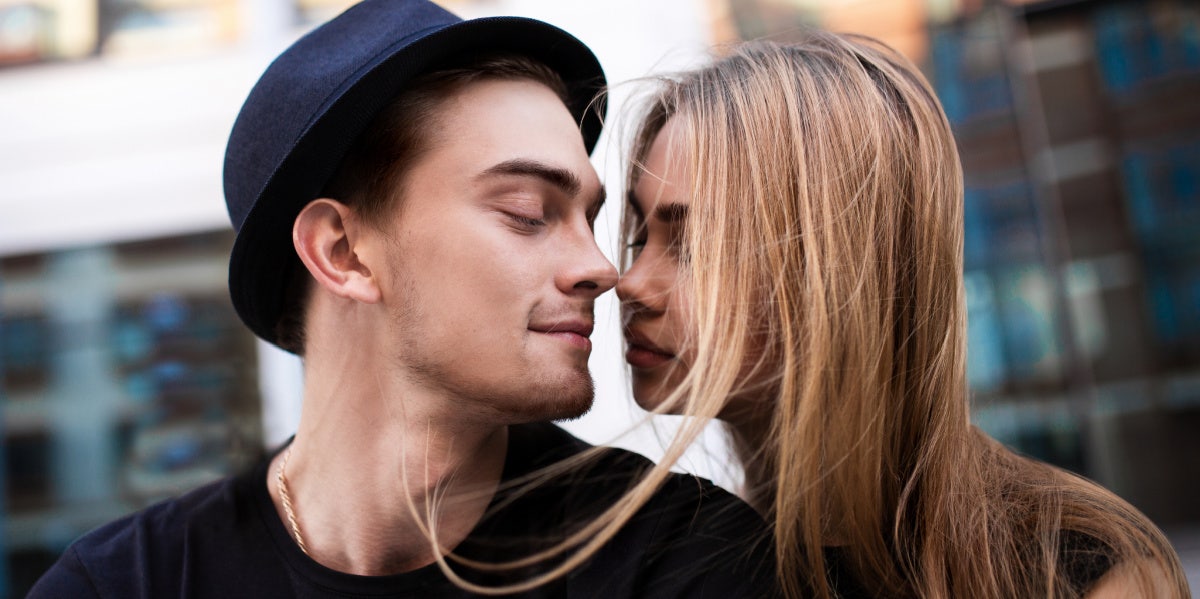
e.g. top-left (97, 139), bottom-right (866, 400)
top-left (362, 78), bottom-right (615, 423)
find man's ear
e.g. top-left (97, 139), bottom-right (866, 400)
top-left (293, 199), bottom-right (381, 304)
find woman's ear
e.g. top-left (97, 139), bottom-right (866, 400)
top-left (292, 199), bottom-right (381, 304)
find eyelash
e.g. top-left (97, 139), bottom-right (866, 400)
top-left (625, 225), bottom-right (689, 260)
top-left (509, 214), bottom-right (546, 228)
top-left (626, 224), bottom-right (647, 253)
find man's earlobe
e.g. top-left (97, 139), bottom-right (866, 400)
top-left (293, 199), bottom-right (381, 304)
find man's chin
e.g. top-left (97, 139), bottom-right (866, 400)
top-left (513, 372), bottom-right (594, 423)
top-left (546, 396), bottom-right (594, 423)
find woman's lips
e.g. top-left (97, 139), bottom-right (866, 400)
top-left (626, 344), bottom-right (675, 369)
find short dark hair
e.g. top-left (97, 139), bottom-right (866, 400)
top-left (274, 54), bottom-right (571, 355)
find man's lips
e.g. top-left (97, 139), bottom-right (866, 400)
top-left (624, 329), bottom-right (675, 369)
top-left (529, 320), bottom-right (594, 351)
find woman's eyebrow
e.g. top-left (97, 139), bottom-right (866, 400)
top-left (653, 202), bottom-right (689, 223)
top-left (626, 191), bottom-right (687, 224)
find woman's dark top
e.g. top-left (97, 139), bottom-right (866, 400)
top-left (824, 530), bottom-right (1114, 598)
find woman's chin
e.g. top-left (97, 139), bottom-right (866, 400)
top-left (631, 387), bottom-right (682, 415)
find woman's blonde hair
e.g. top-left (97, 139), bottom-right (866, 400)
top-left (622, 33), bottom-right (1191, 598)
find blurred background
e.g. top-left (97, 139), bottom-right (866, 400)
top-left (1, 0), bottom-right (1198, 595)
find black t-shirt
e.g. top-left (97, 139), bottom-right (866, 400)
top-left (29, 422), bottom-right (776, 598)
top-left (822, 530), bottom-right (1114, 598)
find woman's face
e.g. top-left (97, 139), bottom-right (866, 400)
top-left (616, 117), bottom-right (695, 411)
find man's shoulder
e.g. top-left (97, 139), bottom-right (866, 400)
top-left (78, 472), bottom-right (247, 554)
top-left (508, 422), bottom-right (776, 597)
top-left (628, 465), bottom-right (772, 576)
top-left (28, 470), bottom-right (260, 598)
top-left (507, 421), bottom-right (596, 463)
top-left (509, 421), bottom-right (757, 520)
top-left (506, 422), bottom-right (654, 484)
top-left (510, 422), bottom-right (755, 512)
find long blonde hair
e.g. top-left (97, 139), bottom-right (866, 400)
top-left (623, 34), bottom-right (1191, 598)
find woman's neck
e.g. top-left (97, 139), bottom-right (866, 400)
top-left (723, 407), bottom-right (776, 515)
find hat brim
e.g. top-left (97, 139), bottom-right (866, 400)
top-left (228, 16), bottom-right (606, 350)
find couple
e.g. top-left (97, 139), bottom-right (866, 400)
top-left (31, 1), bottom-right (1188, 597)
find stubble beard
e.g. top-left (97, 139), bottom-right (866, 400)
top-left (514, 367), bottom-right (595, 423)
top-left (391, 316), bottom-right (597, 424)
top-left (452, 346), bottom-right (597, 423)
top-left (400, 353), bottom-right (596, 424)
top-left (387, 298), bottom-right (596, 424)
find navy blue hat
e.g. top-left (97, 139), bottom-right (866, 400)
top-left (223, 0), bottom-right (606, 350)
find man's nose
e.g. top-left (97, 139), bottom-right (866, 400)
top-left (558, 232), bottom-right (618, 298)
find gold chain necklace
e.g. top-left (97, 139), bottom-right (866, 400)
top-left (276, 448), bottom-right (310, 555)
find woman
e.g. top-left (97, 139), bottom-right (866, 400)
top-left (616, 33), bottom-right (1189, 598)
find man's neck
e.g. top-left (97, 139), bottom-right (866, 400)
top-left (267, 356), bottom-right (510, 576)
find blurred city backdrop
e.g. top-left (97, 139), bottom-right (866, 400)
top-left (1, 0), bottom-right (1198, 596)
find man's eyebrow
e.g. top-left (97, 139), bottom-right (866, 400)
top-left (478, 159), bottom-right (581, 197)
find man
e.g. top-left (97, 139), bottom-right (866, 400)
top-left (29, 1), bottom-right (774, 596)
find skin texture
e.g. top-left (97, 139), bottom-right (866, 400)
top-left (270, 78), bottom-right (616, 576)
top-left (1085, 560), bottom-right (1172, 599)
top-left (618, 117), bottom-right (772, 422)
top-left (617, 117), bottom-right (694, 412)
top-left (366, 79), bottom-right (612, 423)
